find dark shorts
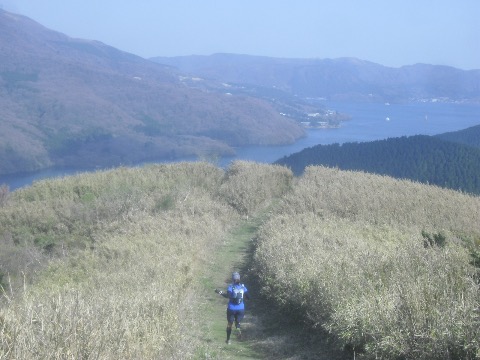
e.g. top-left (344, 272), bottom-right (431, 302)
top-left (227, 308), bottom-right (245, 324)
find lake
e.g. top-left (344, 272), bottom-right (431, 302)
top-left (220, 101), bottom-right (480, 162)
top-left (2, 101), bottom-right (480, 190)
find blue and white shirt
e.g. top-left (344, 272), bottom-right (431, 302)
top-left (227, 283), bottom-right (249, 311)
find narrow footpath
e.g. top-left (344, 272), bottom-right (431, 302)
top-left (197, 215), bottom-right (348, 360)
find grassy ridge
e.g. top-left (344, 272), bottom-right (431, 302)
top-left (254, 166), bottom-right (480, 359)
top-left (0, 161), bottom-right (292, 359)
top-left (0, 162), bottom-right (236, 358)
top-left (1, 162), bottom-right (479, 359)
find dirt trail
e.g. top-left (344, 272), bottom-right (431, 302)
top-left (198, 216), bottom-right (349, 360)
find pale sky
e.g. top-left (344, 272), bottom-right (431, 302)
top-left (1, 0), bottom-right (479, 70)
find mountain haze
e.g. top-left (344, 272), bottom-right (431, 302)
top-left (151, 53), bottom-right (480, 103)
top-left (0, 10), bottom-right (304, 175)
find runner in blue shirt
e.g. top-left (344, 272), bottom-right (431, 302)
top-left (215, 272), bottom-right (250, 344)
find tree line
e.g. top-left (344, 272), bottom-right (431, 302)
top-left (436, 123), bottom-right (480, 148)
top-left (276, 134), bottom-right (480, 195)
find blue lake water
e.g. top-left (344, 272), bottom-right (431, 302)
top-left (2, 101), bottom-right (479, 190)
top-left (221, 101), bottom-right (480, 163)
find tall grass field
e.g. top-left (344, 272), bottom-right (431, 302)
top-left (1, 162), bottom-right (479, 359)
top-left (254, 166), bottom-right (480, 359)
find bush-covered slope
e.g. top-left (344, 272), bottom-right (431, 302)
top-left (0, 161), bottom-right (293, 359)
top-left (254, 166), bottom-right (480, 359)
top-left (1, 162), bottom-right (479, 359)
top-left (275, 134), bottom-right (480, 195)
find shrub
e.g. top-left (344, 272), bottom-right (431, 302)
top-left (219, 160), bottom-right (293, 215)
top-left (422, 230), bottom-right (447, 248)
top-left (0, 184), bottom-right (9, 207)
top-left (0, 271), bottom-right (6, 293)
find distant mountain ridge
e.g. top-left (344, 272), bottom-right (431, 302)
top-left (151, 53), bottom-right (480, 103)
top-left (0, 10), bottom-right (305, 175)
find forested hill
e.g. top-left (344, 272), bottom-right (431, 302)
top-left (275, 135), bottom-right (480, 195)
top-left (435, 124), bottom-right (480, 148)
top-left (0, 9), bottom-right (304, 176)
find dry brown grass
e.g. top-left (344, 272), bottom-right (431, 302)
top-left (1, 163), bottom-right (479, 359)
top-left (254, 166), bottom-right (480, 359)
top-left (218, 161), bottom-right (294, 215)
top-left (0, 162), bottom-right (240, 359)
top-left (0, 161), bottom-right (295, 359)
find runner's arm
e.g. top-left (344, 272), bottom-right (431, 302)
top-left (214, 288), bottom-right (229, 298)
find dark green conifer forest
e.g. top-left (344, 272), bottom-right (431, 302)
top-left (436, 124), bottom-right (480, 148)
top-left (276, 134), bottom-right (480, 195)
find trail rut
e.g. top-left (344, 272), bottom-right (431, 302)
top-left (197, 216), bottom-right (349, 360)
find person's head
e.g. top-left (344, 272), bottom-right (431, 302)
top-left (232, 272), bottom-right (240, 284)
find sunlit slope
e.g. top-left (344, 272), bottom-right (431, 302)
top-left (254, 166), bottom-right (480, 359)
top-left (0, 161), bottom-right (293, 359)
top-left (1, 163), bottom-right (479, 359)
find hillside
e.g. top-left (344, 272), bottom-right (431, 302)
top-left (0, 162), bottom-right (479, 359)
top-left (151, 53), bottom-right (480, 103)
top-left (275, 134), bottom-right (480, 195)
top-left (436, 123), bottom-right (480, 148)
top-left (0, 10), bottom-right (305, 176)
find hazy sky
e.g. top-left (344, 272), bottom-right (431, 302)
top-left (1, 1), bottom-right (479, 70)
